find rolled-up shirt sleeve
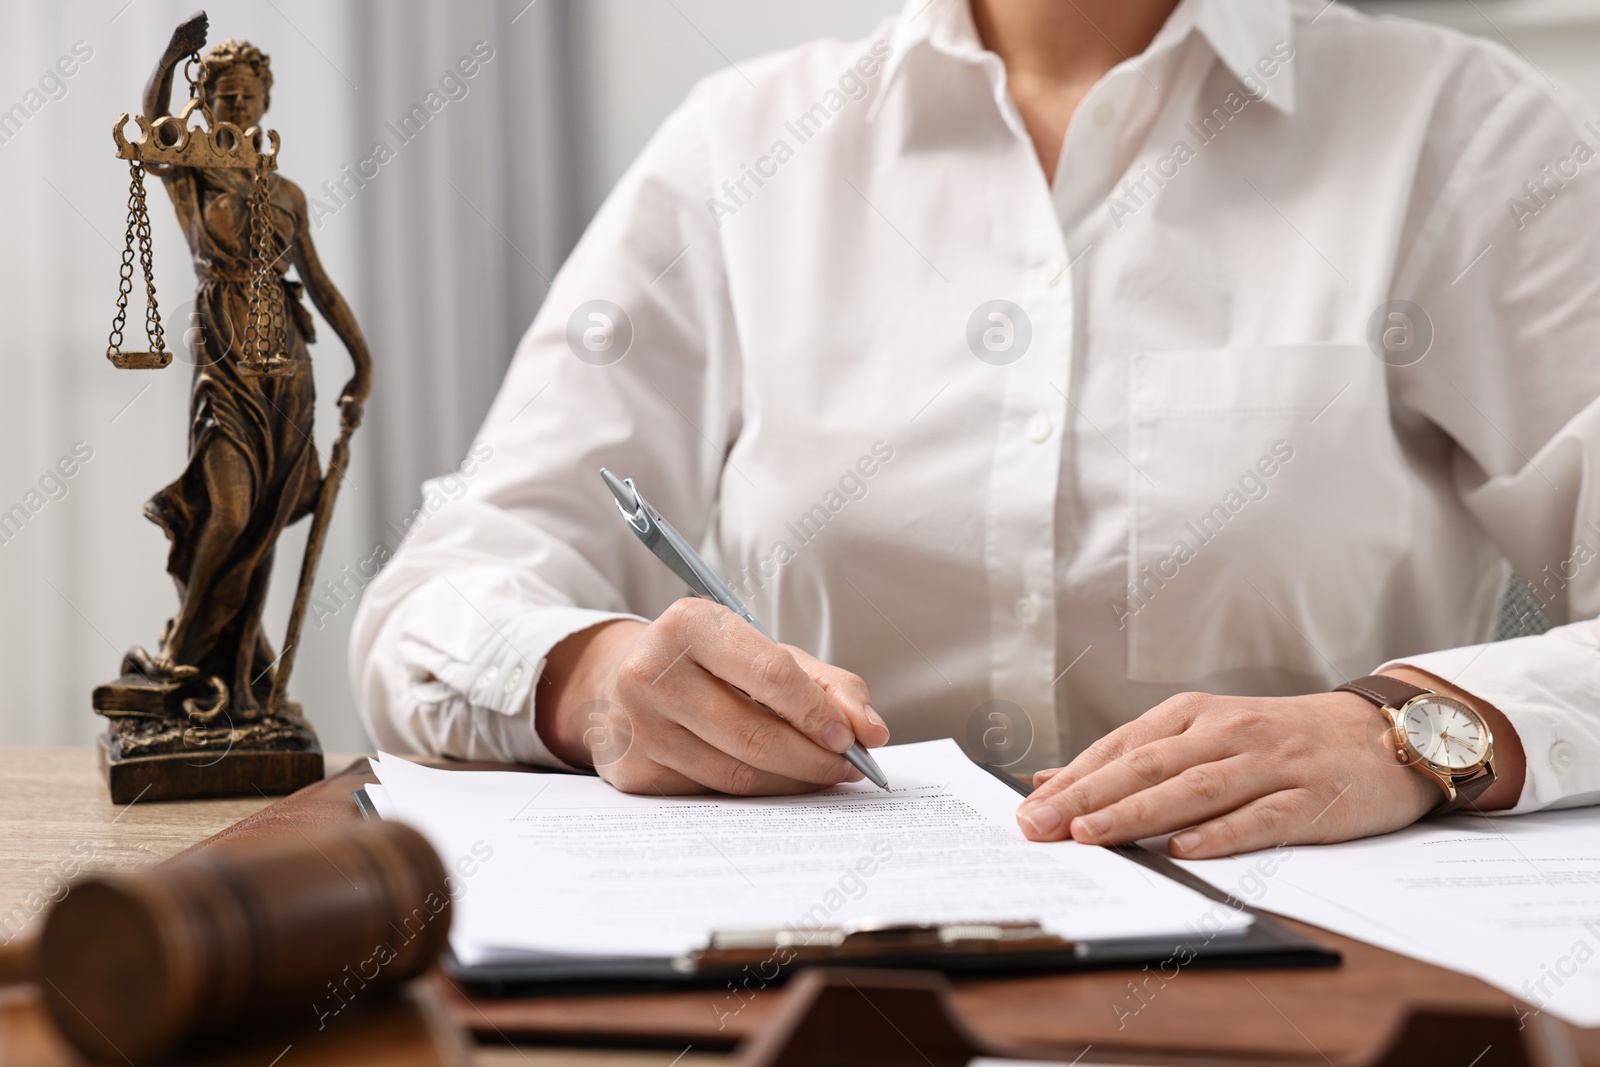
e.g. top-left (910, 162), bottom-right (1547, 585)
top-left (350, 77), bottom-right (740, 765)
top-left (1380, 52), bottom-right (1600, 813)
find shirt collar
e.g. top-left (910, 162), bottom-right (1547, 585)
top-left (869, 0), bottom-right (1297, 122)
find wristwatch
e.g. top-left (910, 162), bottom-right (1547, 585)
top-left (1334, 675), bottom-right (1496, 815)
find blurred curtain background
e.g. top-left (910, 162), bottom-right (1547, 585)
top-left (1, 0), bottom-right (1597, 752)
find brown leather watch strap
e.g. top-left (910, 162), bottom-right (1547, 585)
top-left (1435, 764), bottom-right (1496, 815)
top-left (1335, 674), bottom-right (1431, 710)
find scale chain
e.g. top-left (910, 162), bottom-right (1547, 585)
top-left (105, 160), bottom-right (167, 364)
top-left (136, 166), bottom-right (164, 356)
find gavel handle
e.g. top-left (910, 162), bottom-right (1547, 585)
top-left (0, 936), bottom-right (37, 987)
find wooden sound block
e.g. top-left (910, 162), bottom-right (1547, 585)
top-left (0, 982), bottom-right (469, 1067)
top-left (98, 731), bottom-right (324, 804)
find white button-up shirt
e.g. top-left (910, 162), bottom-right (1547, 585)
top-left (352, 0), bottom-right (1600, 814)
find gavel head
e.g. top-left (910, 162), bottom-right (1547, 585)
top-left (36, 822), bottom-right (450, 1063)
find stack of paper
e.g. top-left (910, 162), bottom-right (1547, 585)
top-left (366, 739), bottom-right (1250, 967)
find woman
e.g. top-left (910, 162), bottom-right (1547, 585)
top-left (353, 0), bottom-right (1600, 857)
top-left (138, 16), bottom-right (372, 716)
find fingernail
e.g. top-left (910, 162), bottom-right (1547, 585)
top-left (1019, 805), bottom-right (1064, 837)
top-left (1072, 811), bottom-right (1112, 840)
top-left (822, 722), bottom-right (853, 752)
top-left (864, 704), bottom-right (886, 730)
top-left (1171, 830), bottom-right (1202, 854)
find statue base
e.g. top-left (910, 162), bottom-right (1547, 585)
top-left (94, 672), bottom-right (323, 803)
top-left (97, 732), bottom-right (323, 803)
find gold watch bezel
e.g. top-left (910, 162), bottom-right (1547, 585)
top-left (1388, 693), bottom-right (1494, 779)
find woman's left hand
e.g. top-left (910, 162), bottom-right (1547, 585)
top-left (1016, 688), bottom-right (1446, 858)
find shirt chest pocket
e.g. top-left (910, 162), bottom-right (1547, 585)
top-left (1123, 343), bottom-right (1413, 685)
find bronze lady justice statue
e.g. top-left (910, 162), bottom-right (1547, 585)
top-left (93, 14), bottom-right (373, 800)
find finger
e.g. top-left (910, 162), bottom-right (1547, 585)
top-left (1063, 754), bottom-right (1278, 846)
top-left (673, 680), bottom-right (856, 786)
top-left (1020, 731), bottom-right (1238, 839)
top-left (1031, 768), bottom-right (1062, 788)
top-left (605, 750), bottom-right (830, 797)
top-left (667, 600), bottom-right (857, 754)
top-left (787, 647), bottom-right (889, 747)
top-left (597, 754), bottom-right (703, 796)
top-left (1033, 696), bottom-right (1203, 799)
top-left (1166, 788), bottom-right (1319, 859)
top-left (627, 650), bottom-right (854, 786)
top-left (643, 718), bottom-right (839, 796)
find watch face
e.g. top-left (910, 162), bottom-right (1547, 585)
top-left (1399, 697), bottom-right (1489, 771)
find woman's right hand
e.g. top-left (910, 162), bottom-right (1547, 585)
top-left (535, 598), bottom-right (889, 795)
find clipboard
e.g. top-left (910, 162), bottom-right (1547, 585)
top-left (353, 758), bottom-right (1339, 994)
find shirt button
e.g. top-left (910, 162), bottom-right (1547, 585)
top-left (471, 666), bottom-right (499, 702)
top-left (1092, 100), bottom-right (1117, 129)
top-left (502, 664), bottom-right (525, 695)
top-left (1015, 595), bottom-right (1040, 624)
top-left (1039, 259), bottom-right (1065, 286)
top-left (1550, 740), bottom-right (1578, 771)
top-left (1027, 412), bottom-right (1054, 443)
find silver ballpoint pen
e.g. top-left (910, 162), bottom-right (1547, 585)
top-left (599, 467), bottom-right (890, 791)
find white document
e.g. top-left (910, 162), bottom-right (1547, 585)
top-left (368, 739), bottom-right (1250, 966)
top-left (1175, 808), bottom-right (1600, 1027)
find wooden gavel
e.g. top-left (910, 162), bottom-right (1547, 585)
top-left (0, 822), bottom-right (451, 1063)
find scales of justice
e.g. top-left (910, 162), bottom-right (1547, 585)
top-left (92, 12), bottom-right (373, 802)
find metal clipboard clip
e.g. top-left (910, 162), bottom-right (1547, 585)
top-left (676, 920), bottom-right (1083, 973)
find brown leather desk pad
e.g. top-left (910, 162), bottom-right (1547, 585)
top-left (183, 757), bottom-right (1600, 1065)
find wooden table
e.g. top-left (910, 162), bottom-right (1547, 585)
top-left (0, 747), bottom-right (723, 1067)
top-left (5, 746), bottom-right (1597, 1067)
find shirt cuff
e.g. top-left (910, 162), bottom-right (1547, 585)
top-left (1381, 622), bottom-right (1600, 814)
top-left (396, 584), bottom-right (644, 768)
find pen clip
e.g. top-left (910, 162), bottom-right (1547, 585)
top-left (599, 468), bottom-right (760, 628)
top-left (599, 467), bottom-right (649, 533)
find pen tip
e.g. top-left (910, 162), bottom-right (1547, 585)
top-left (878, 781), bottom-right (892, 793)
